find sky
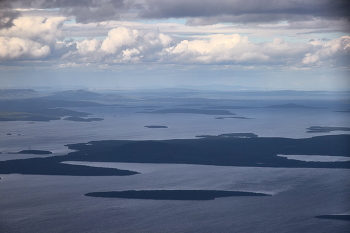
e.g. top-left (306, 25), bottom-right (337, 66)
top-left (0, 0), bottom-right (349, 91)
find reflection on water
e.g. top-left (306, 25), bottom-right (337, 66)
top-left (278, 154), bottom-right (350, 162)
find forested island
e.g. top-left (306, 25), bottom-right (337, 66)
top-left (85, 190), bottom-right (271, 200)
top-left (139, 108), bottom-right (235, 115)
top-left (17, 150), bottom-right (52, 155)
top-left (0, 134), bottom-right (349, 177)
top-left (307, 126), bottom-right (350, 133)
top-left (64, 117), bottom-right (104, 122)
top-left (315, 215), bottom-right (350, 221)
top-left (144, 125), bottom-right (168, 128)
top-left (215, 116), bottom-right (253, 120)
top-left (0, 99), bottom-right (102, 121)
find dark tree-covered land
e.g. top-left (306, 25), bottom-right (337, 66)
top-left (0, 99), bottom-right (103, 121)
top-left (17, 150), bottom-right (52, 155)
top-left (139, 108), bottom-right (235, 115)
top-left (0, 134), bottom-right (349, 176)
top-left (63, 134), bottom-right (349, 169)
top-left (315, 215), bottom-right (350, 221)
top-left (63, 117), bottom-right (104, 122)
top-left (144, 125), bottom-right (168, 128)
top-left (85, 190), bottom-right (271, 200)
top-left (0, 158), bottom-right (138, 176)
top-left (307, 126), bottom-right (350, 133)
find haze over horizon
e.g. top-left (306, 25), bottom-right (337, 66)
top-left (0, 0), bottom-right (349, 91)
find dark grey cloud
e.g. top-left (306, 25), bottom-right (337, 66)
top-left (3, 0), bottom-right (350, 26)
top-left (54, 0), bottom-right (132, 23)
top-left (4, 0), bottom-right (133, 23)
top-left (139, 0), bottom-right (350, 24)
top-left (0, 1), bottom-right (21, 29)
top-left (0, 10), bottom-right (21, 29)
top-left (59, 4), bottom-right (121, 23)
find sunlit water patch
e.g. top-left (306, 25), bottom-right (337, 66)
top-left (277, 154), bottom-right (350, 162)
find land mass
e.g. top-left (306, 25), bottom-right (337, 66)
top-left (196, 133), bottom-right (258, 138)
top-left (64, 134), bottom-right (349, 169)
top-left (17, 150), bottom-right (52, 155)
top-left (144, 125), bottom-right (168, 128)
top-left (139, 108), bottom-right (235, 115)
top-left (85, 190), bottom-right (271, 200)
top-left (0, 158), bottom-right (138, 176)
top-left (41, 89), bottom-right (102, 101)
top-left (307, 126), bottom-right (350, 133)
top-left (64, 117), bottom-right (104, 122)
top-left (335, 109), bottom-right (350, 113)
top-left (315, 215), bottom-right (350, 221)
top-left (0, 99), bottom-right (103, 121)
top-left (264, 103), bottom-right (319, 109)
top-left (215, 116), bottom-right (253, 120)
top-left (0, 112), bottom-right (61, 121)
top-left (0, 134), bottom-right (349, 176)
top-left (203, 106), bottom-right (255, 109)
top-left (0, 89), bottom-right (45, 100)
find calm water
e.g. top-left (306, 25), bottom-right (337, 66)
top-left (1, 164), bottom-right (349, 233)
top-left (1, 106), bottom-right (349, 153)
top-left (0, 103), bottom-right (349, 232)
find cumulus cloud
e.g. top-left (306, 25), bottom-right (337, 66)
top-left (59, 27), bottom-right (348, 67)
top-left (65, 27), bottom-right (173, 63)
top-left (0, 16), bottom-right (65, 60)
top-left (77, 39), bottom-right (101, 55)
top-left (0, 16), bottom-right (65, 44)
top-left (163, 35), bottom-right (314, 65)
top-left (303, 36), bottom-right (350, 66)
top-left (0, 37), bottom-right (50, 60)
top-left (101, 27), bottom-right (140, 54)
top-left (0, 17), bottom-right (348, 67)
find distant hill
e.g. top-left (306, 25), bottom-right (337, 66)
top-left (0, 89), bottom-right (45, 100)
top-left (264, 103), bottom-right (319, 109)
top-left (0, 99), bottom-right (104, 121)
top-left (140, 108), bottom-right (235, 115)
top-left (43, 89), bottom-right (102, 101)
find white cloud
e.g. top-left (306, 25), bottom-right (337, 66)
top-left (101, 27), bottom-right (140, 54)
top-left (0, 16), bottom-right (65, 60)
top-left (70, 27), bottom-right (173, 63)
top-left (76, 39), bottom-right (101, 55)
top-left (48, 27), bottom-right (350, 67)
top-left (0, 37), bottom-right (50, 60)
top-left (0, 16), bottom-right (65, 44)
top-left (164, 34), bottom-right (311, 64)
top-left (303, 36), bottom-right (350, 66)
top-left (0, 18), bottom-right (348, 68)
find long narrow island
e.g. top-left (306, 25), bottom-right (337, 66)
top-left (85, 190), bottom-right (271, 200)
top-left (0, 134), bottom-right (349, 177)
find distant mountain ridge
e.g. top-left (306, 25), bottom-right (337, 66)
top-left (264, 103), bottom-right (320, 109)
top-left (0, 89), bottom-right (45, 100)
top-left (43, 89), bottom-right (102, 101)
